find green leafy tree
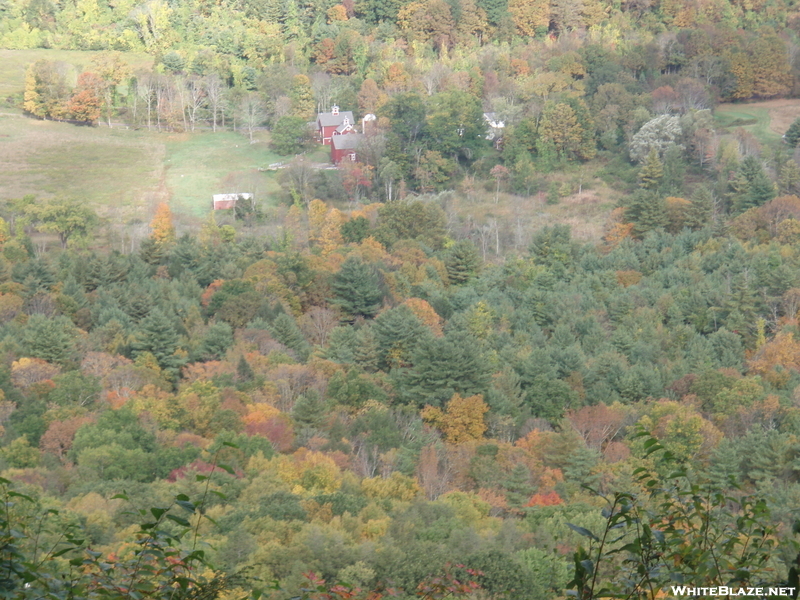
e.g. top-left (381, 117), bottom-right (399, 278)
top-left (374, 200), bottom-right (447, 249)
top-left (271, 115), bottom-right (312, 155)
top-left (331, 256), bottom-right (383, 319)
top-left (426, 90), bottom-right (486, 159)
top-left (341, 216), bottom-right (371, 244)
top-left (24, 199), bottom-right (99, 248)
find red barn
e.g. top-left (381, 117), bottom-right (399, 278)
top-left (331, 134), bottom-right (364, 164)
top-left (212, 193), bottom-right (252, 210)
top-left (316, 105), bottom-right (355, 145)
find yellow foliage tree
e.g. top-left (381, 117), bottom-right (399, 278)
top-left (308, 199), bottom-right (328, 246)
top-left (422, 393), bottom-right (489, 444)
top-left (320, 208), bottom-right (344, 256)
top-left (362, 471), bottom-right (420, 501)
top-left (273, 448), bottom-right (342, 495)
top-left (150, 203), bottom-right (175, 245)
top-left (507, 0), bottom-right (549, 37)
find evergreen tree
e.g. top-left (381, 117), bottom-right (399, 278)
top-left (23, 315), bottom-right (77, 366)
top-left (198, 321), bottom-right (234, 361)
top-left (627, 190), bottom-right (668, 237)
top-left (331, 256), bottom-right (383, 319)
top-left (132, 309), bottom-right (183, 373)
top-left (324, 326), bottom-right (357, 363)
top-left (732, 155), bottom-right (776, 213)
top-left (504, 464), bottom-right (534, 509)
top-left (785, 117), bottom-right (800, 148)
top-left (445, 240), bottom-right (481, 284)
top-left (563, 444), bottom-right (601, 488)
top-left (707, 438), bottom-right (741, 489)
top-left (373, 305), bottom-right (431, 370)
top-left (236, 355), bottom-right (255, 382)
top-left (353, 326), bottom-right (380, 372)
top-left (685, 186), bottom-right (713, 230)
top-left (269, 313), bottom-right (310, 360)
top-left (292, 391), bottom-right (326, 429)
top-left (639, 147), bottom-right (663, 191)
top-left (400, 332), bottom-right (491, 407)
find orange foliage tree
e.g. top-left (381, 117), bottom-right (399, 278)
top-left (150, 203), bottom-right (175, 245)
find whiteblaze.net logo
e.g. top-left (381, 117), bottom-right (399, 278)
top-left (670, 586), bottom-right (797, 597)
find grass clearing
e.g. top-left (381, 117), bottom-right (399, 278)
top-left (714, 99), bottom-right (800, 144)
top-left (0, 113), bottom-right (292, 228)
top-left (164, 130), bottom-right (286, 221)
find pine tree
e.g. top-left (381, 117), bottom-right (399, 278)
top-left (785, 117), bottom-right (800, 148)
top-left (292, 391), bottom-right (326, 428)
top-left (133, 309), bottom-right (183, 373)
top-left (445, 240), bottom-right (480, 284)
top-left (23, 315), bottom-right (77, 366)
top-left (639, 147), bottom-right (663, 191)
top-left (353, 326), bottom-right (380, 372)
top-left (401, 332), bottom-right (491, 407)
top-left (685, 186), bottom-right (713, 230)
top-left (564, 444), bottom-right (601, 488)
top-left (331, 256), bottom-right (383, 319)
top-left (269, 313), bottom-right (310, 360)
top-left (504, 464), bottom-right (535, 509)
top-left (732, 156), bottom-right (776, 213)
top-left (628, 191), bottom-right (668, 237)
top-left (198, 321), bottom-right (234, 361)
top-left (373, 305), bottom-right (431, 370)
top-left (707, 438), bottom-right (741, 489)
top-left (237, 355), bottom-right (255, 382)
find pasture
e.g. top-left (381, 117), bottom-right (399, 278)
top-left (714, 98), bottom-right (800, 143)
top-left (0, 112), bottom-right (287, 226)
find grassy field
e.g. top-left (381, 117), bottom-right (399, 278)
top-left (714, 99), bottom-right (800, 144)
top-left (164, 131), bottom-right (285, 220)
top-left (0, 111), bottom-right (290, 227)
top-left (0, 49), bottom-right (152, 99)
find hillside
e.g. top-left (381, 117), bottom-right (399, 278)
top-left (5, 0), bottom-right (800, 598)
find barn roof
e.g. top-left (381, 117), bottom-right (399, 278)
top-left (317, 110), bottom-right (354, 127)
top-left (331, 133), bottom-right (364, 150)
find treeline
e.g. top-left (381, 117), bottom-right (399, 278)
top-left (2, 191), bottom-right (800, 595)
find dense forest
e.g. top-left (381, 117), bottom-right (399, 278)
top-left (7, 0), bottom-right (800, 597)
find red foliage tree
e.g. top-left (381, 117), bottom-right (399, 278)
top-left (66, 72), bottom-right (103, 124)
